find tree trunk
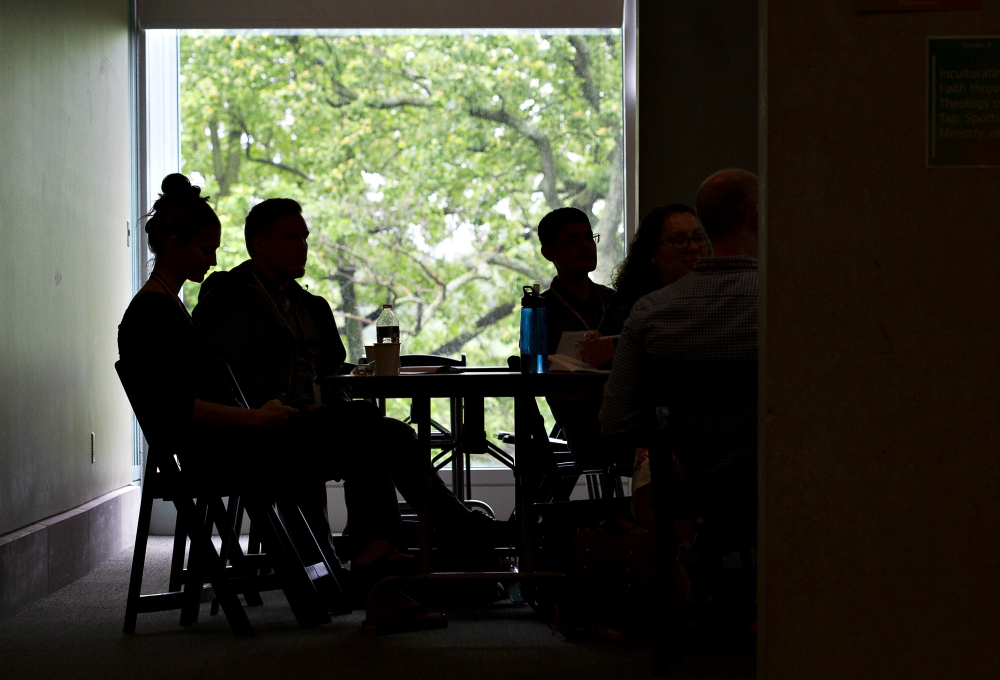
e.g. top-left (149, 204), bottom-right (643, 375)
top-left (334, 266), bottom-right (365, 362)
top-left (209, 118), bottom-right (243, 197)
top-left (595, 132), bottom-right (625, 285)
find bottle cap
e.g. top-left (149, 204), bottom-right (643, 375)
top-left (521, 284), bottom-right (546, 308)
top-left (383, 304), bottom-right (392, 309)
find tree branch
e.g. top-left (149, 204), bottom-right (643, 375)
top-left (432, 301), bottom-right (517, 356)
top-left (469, 105), bottom-right (559, 210)
top-left (366, 94), bottom-right (433, 109)
top-left (244, 146), bottom-right (311, 181)
top-left (486, 253), bottom-right (548, 282)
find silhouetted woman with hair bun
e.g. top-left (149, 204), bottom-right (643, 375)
top-left (117, 174), bottom-right (444, 631)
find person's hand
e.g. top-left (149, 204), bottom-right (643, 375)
top-left (255, 399), bottom-right (298, 427)
top-left (577, 331), bottom-right (616, 367)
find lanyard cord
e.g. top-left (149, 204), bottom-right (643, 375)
top-left (251, 269), bottom-right (308, 345)
top-left (548, 282), bottom-right (605, 330)
top-left (251, 269), bottom-right (318, 394)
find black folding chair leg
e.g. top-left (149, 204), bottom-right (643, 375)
top-left (123, 480), bottom-right (156, 634)
top-left (180, 497), bottom-right (210, 626)
top-left (176, 496), bottom-right (254, 635)
top-left (212, 496), bottom-right (264, 608)
top-left (276, 500), bottom-right (350, 615)
top-left (218, 496), bottom-right (239, 566)
top-left (244, 497), bottom-right (330, 627)
top-left (167, 509), bottom-right (188, 593)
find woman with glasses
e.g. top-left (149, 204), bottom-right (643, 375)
top-left (577, 204), bottom-right (711, 367)
top-left (576, 204), bottom-right (710, 530)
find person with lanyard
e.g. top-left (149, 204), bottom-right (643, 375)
top-left (537, 207), bottom-right (615, 357)
top-left (119, 174), bottom-right (448, 631)
top-left (535, 208), bottom-right (631, 487)
top-left (192, 198), bottom-right (489, 590)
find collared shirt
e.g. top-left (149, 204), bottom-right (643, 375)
top-left (599, 256), bottom-right (758, 482)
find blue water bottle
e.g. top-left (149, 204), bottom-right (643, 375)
top-left (519, 284), bottom-right (548, 374)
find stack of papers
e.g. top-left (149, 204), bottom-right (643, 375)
top-left (398, 365), bottom-right (457, 375)
top-left (547, 354), bottom-right (609, 374)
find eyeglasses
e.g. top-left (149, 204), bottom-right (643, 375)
top-left (558, 233), bottom-right (600, 247)
top-left (661, 232), bottom-right (709, 250)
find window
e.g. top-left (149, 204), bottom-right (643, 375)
top-left (143, 27), bottom-right (631, 465)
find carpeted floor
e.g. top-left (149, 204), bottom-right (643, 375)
top-left (0, 538), bottom-right (755, 679)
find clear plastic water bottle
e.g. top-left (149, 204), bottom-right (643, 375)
top-left (519, 284), bottom-right (548, 374)
top-left (375, 304), bottom-right (400, 343)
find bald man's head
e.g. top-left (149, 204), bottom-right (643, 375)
top-left (695, 169), bottom-right (759, 244)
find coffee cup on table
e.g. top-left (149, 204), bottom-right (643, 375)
top-left (365, 343), bottom-right (401, 377)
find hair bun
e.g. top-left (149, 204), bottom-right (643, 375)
top-left (161, 173), bottom-right (197, 198)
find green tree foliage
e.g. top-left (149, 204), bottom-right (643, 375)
top-left (179, 31), bottom-right (624, 368)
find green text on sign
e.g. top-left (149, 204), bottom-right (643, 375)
top-left (928, 38), bottom-right (1000, 167)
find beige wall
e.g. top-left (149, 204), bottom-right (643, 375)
top-left (0, 0), bottom-right (133, 536)
top-left (760, 2), bottom-right (1000, 677)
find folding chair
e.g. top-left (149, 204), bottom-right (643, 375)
top-left (117, 361), bottom-right (347, 635)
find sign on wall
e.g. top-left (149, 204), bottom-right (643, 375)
top-left (857, 1), bottom-right (981, 10)
top-left (928, 38), bottom-right (1000, 167)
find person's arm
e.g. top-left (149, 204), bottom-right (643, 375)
top-left (599, 319), bottom-right (647, 436)
top-left (577, 331), bottom-right (617, 368)
top-left (192, 398), bottom-right (297, 428)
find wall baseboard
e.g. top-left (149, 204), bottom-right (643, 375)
top-left (0, 486), bottom-right (141, 621)
top-left (145, 468), bottom-right (631, 535)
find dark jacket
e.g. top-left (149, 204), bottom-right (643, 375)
top-left (540, 276), bottom-right (615, 355)
top-left (193, 260), bottom-right (348, 408)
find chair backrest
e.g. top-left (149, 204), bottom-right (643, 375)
top-left (644, 360), bottom-right (757, 410)
top-left (644, 359), bottom-right (758, 490)
top-left (115, 360), bottom-right (157, 445)
top-left (115, 360), bottom-right (183, 491)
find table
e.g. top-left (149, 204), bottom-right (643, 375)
top-left (322, 370), bottom-right (609, 576)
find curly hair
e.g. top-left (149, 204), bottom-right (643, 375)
top-left (610, 204), bottom-right (698, 295)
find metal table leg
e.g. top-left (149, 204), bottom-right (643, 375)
top-left (515, 394), bottom-right (535, 574)
top-left (411, 395), bottom-right (433, 575)
top-left (450, 396), bottom-right (465, 502)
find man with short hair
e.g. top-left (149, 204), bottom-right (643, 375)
top-left (600, 169), bottom-right (759, 488)
top-left (193, 198), bottom-right (479, 570)
top-left (535, 207), bottom-right (627, 479)
top-left (537, 207), bottom-right (615, 356)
